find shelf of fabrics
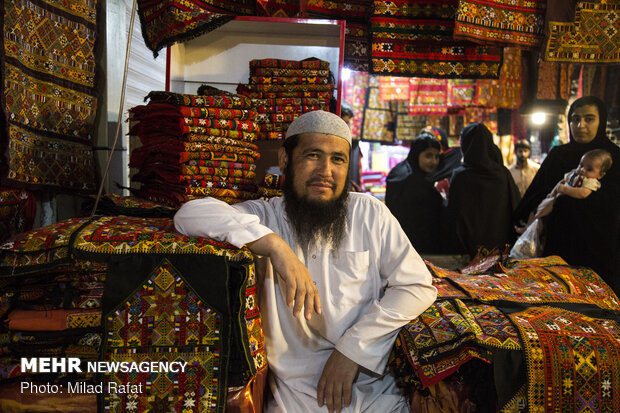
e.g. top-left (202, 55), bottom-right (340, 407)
top-left (389, 253), bottom-right (620, 412)
top-left (128, 90), bottom-right (261, 207)
top-left (237, 57), bottom-right (335, 140)
top-left (166, 16), bottom-right (344, 109)
top-left (0, 204), bottom-right (267, 413)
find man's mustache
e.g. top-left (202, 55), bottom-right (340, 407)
top-left (306, 179), bottom-right (336, 189)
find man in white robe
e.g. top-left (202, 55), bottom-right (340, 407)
top-left (174, 110), bottom-right (437, 413)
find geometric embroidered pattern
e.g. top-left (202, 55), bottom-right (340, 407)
top-left (454, 0), bottom-right (547, 49)
top-left (509, 306), bottom-right (620, 413)
top-left (370, 0), bottom-right (503, 78)
top-left (104, 259), bottom-right (223, 412)
top-left (72, 216), bottom-right (253, 262)
top-left (545, 0), bottom-right (620, 63)
top-left (1, 0), bottom-right (99, 191)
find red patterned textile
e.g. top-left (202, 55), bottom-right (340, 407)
top-left (343, 71), bottom-right (369, 139)
top-left (256, 0), bottom-right (299, 16)
top-left (379, 77), bottom-right (410, 101)
top-left (136, 0), bottom-right (250, 57)
top-left (305, 0), bottom-right (372, 71)
top-left (408, 79), bottom-right (449, 116)
top-left (244, 57), bottom-right (334, 140)
top-left (129, 91), bottom-right (261, 205)
top-left (370, 0), bottom-right (503, 78)
top-left (510, 306), bottom-right (620, 413)
top-left (453, 0), bottom-right (547, 49)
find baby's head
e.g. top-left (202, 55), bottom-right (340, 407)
top-left (577, 149), bottom-right (613, 179)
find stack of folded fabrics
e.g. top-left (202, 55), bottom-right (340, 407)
top-left (0, 255), bottom-right (105, 392)
top-left (237, 58), bottom-right (335, 140)
top-left (129, 90), bottom-right (261, 206)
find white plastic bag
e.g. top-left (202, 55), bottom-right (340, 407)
top-left (509, 218), bottom-right (543, 259)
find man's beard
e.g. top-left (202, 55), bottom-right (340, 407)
top-left (282, 164), bottom-right (349, 252)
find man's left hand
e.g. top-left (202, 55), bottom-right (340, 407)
top-left (317, 350), bottom-right (359, 413)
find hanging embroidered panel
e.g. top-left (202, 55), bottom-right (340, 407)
top-left (306, 0), bottom-right (372, 71)
top-left (509, 306), bottom-right (620, 413)
top-left (370, 0), bottom-right (503, 78)
top-left (545, 0), bottom-right (620, 63)
top-left (136, 0), bottom-right (253, 58)
top-left (1, 0), bottom-right (99, 192)
top-left (395, 101), bottom-right (427, 141)
top-left (342, 71), bottom-right (369, 140)
top-left (256, 0), bottom-right (299, 17)
top-left (379, 77), bottom-right (410, 101)
top-left (408, 78), bottom-right (449, 116)
top-left (361, 76), bottom-right (396, 142)
top-left (447, 80), bottom-right (476, 108)
top-left (475, 47), bottom-right (522, 110)
top-left (535, 61), bottom-right (573, 100)
top-left (453, 0), bottom-right (547, 49)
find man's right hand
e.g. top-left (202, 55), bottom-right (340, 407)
top-left (246, 233), bottom-right (321, 320)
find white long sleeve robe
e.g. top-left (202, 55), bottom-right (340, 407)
top-left (174, 193), bottom-right (437, 412)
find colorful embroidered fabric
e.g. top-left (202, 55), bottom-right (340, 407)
top-left (391, 256), bottom-right (620, 412)
top-left (256, 0), bottom-right (299, 17)
top-left (242, 58), bottom-right (334, 140)
top-left (447, 80), bottom-right (476, 108)
top-left (408, 79), bottom-right (449, 116)
top-left (72, 216), bottom-right (253, 261)
top-left (305, 0), bottom-right (372, 71)
top-left (379, 77), bottom-right (410, 101)
top-left (453, 0), bottom-right (547, 49)
top-left (249, 58), bottom-right (331, 70)
top-left (146, 91), bottom-right (255, 110)
top-left (130, 91), bottom-right (261, 205)
top-left (103, 258), bottom-right (225, 412)
top-left (535, 61), bottom-right (573, 100)
top-left (1, 0), bottom-right (99, 191)
top-left (0, 187), bottom-right (35, 243)
top-left (370, 0), bottom-right (503, 78)
top-left (475, 47), bottom-right (522, 109)
top-left (0, 218), bottom-right (90, 274)
top-left (343, 71), bottom-right (369, 139)
top-left (136, 0), bottom-right (238, 58)
top-left (394, 298), bottom-right (521, 388)
top-left (510, 306), bottom-right (620, 412)
top-left (395, 101), bottom-right (428, 141)
top-left (1, 216), bottom-right (267, 412)
top-left (545, 0), bottom-right (620, 63)
top-left (361, 76), bottom-right (396, 142)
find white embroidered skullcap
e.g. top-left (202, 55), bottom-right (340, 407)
top-left (285, 110), bottom-right (352, 146)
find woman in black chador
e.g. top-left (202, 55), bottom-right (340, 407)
top-left (443, 123), bottom-right (520, 256)
top-left (514, 96), bottom-right (620, 293)
top-left (386, 134), bottom-right (443, 253)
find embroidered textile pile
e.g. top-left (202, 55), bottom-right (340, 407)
top-left (237, 58), bottom-right (335, 140)
top-left (129, 91), bottom-right (261, 206)
top-left (390, 254), bottom-right (620, 412)
top-left (0, 211), bottom-right (267, 413)
top-left (0, 0), bottom-right (99, 192)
